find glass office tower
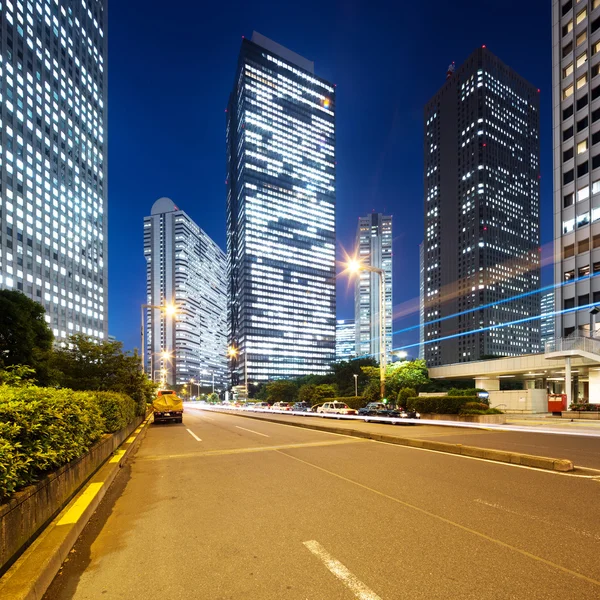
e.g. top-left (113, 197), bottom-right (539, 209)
top-left (335, 319), bottom-right (355, 361)
top-left (226, 32), bottom-right (336, 384)
top-left (0, 0), bottom-right (107, 340)
top-left (423, 47), bottom-right (541, 366)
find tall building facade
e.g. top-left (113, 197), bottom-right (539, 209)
top-left (423, 48), bottom-right (541, 367)
top-left (541, 290), bottom-right (556, 348)
top-left (226, 32), bottom-right (336, 384)
top-left (354, 213), bottom-right (393, 360)
top-left (553, 0), bottom-right (600, 339)
top-left (419, 242), bottom-right (425, 360)
top-left (335, 319), bottom-right (355, 361)
top-left (0, 0), bottom-right (108, 340)
top-left (144, 198), bottom-right (227, 389)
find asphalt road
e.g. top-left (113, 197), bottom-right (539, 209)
top-left (44, 408), bottom-right (600, 600)
top-left (217, 408), bottom-right (600, 469)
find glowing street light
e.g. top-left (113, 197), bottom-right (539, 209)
top-left (228, 345), bottom-right (247, 396)
top-left (345, 257), bottom-right (387, 400)
top-left (141, 301), bottom-right (180, 383)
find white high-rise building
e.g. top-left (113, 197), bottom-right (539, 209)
top-left (144, 198), bottom-right (227, 390)
top-left (335, 319), bottom-right (355, 361)
top-left (553, 0), bottom-right (600, 338)
top-left (0, 0), bottom-right (108, 340)
top-left (354, 213), bottom-right (393, 360)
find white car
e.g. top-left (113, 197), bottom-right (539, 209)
top-left (317, 402), bottom-right (357, 416)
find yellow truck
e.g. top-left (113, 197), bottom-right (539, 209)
top-left (152, 389), bottom-right (184, 424)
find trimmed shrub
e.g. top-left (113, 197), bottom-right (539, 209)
top-left (461, 402), bottom-right (490, 412)
top-left (92, 391), bottom-right (136, 433)
top-left (397, 388), bottom-right (417, 407)
top-left (460, 407), bottom-right (504, 415)
top-left (0, 386), bottom-right (105, 501)
top-left (570, 402), bottom-right (600, 411)
top-left (406, 396), bottom-right (477, 415)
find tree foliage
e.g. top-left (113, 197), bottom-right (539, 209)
top-left (0, 290), bottom-right (54, 384)
top-left (51, 334), bottom-right (156, 415)
top-left (265, 380), bottom-right (298, 403)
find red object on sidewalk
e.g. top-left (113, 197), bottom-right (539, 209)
top-left (548, 394), bottom-right (567, 413)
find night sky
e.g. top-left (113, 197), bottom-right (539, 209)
top-left (107, 0), bottom-right (553, 353)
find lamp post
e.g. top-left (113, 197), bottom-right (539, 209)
top-left (347, 259), bottom-right (387, 400)
top-left (141, 302), bottom-right (178, 381)
top-left (353, 373), bottom-right (358, 397)
top-left (228, 346), bottom-right (248, 397)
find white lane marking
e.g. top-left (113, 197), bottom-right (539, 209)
top-left (303, 540), bottom-right (383, 600)
top-left (235, 425), bottom-right (269, 438)
top-left (186, 429), bottom-right (202, 442)
top-left (474, 499), bottom-right (600, 541)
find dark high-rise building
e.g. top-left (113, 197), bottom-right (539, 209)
top-left (226, 32), bottom-right (336, 384)
top-left (0, 0), bottom-right (108, 341)
top-left (423, 48), bottom-right (541, 367)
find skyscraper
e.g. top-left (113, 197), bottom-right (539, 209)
top-left (226, 32), bottom-right (336, 385)
top-left (144, 198), bottom-right (227, 389)
top-left (541, 290), bottom-right (556, 348)
top-left (423, 48), bottom-right (541, 367)
top-left (553, 1), bottom-right (600, 339)
top-left (335, 319), bottom-right (355, 361)
top-left (0, 0), bottom-right (107, 340)
top-left (354, 213), bottom-right (393, 360)
top-left (419, 241), bottom-right (425, 360)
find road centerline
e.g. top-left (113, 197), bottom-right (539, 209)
top-left (186, 429), bottom-right (202, 442)
top-left (303, 540), bottom-right (383, 600)
top-left (235, 425), bottom-right (270, 437)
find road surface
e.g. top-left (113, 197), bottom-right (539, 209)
top-left (44, 408), bottom-right (600, 600)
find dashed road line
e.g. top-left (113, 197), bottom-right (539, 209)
top-left (186, 428), bottom-right (202, 442)
top-left (303, 540), bottom-right (383, 600)
top-left (235, 425), bottom-right (269, 437)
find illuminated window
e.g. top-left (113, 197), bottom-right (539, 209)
top-left (563, 19), bottom-right (574, 35)
top-left (576, 51), bottom-right (587, 68)
top-left (577, 73), bottom-right (588, 89)
top-left (577, 30), bottom-right (587, 46)
top-left (578, 139), bottom-right (588, 153)
top-left (564, 63), bottom-right (574, 78)
top-left (564, 84), bottom-right (574, 99)
top-left (576, 8), bottom-right (587, 24)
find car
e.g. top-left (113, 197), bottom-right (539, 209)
top-left (358, 402), bottom-right (421, 423)
top-left (292, 402), bottom-right (311, 412)
top-left (251, 402), bottom-right (270, 410)
top-left (272, 402), bottom-right (293, 411)
top-left (317, 402), bottom-right (357, 416)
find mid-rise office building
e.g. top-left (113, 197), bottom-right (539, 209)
top-left (553, 0), bottom-right (600, 339)
top-left (541, 290), bottom-right (556, 348)
top-left (423, 48), bottom-right (541, 367)
top-left (335, 319), bottom-right (355, 361)
top-left (0, 0), bottom-right (108, 340)
top-left (144, 198), bottom-right (227, 389)
top-left (226, 32), bottom-right (336, 384)
top-left (354, 213), bottom-right (393, 360)
top-left (419, 241), bottom-right (425, 360)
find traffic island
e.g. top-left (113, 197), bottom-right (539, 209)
top-left (208, 408), bottom-right (585, 474)
top-left (0, 415), bottom-right (151, 600)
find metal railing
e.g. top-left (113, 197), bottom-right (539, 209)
top-left (545, 336), bottom-right (600, 356)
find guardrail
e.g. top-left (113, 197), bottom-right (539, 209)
top-left (545, 336), bottom-right (600, 356)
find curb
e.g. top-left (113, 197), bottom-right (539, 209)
top-left (0, 416), bottom-right (152, 600)
top-left (209, 409), bottom-right (584, 474)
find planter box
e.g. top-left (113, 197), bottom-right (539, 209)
top-left (0, 415), bottom-right (143, 575)
top-left (561, 411), bottom-right (600, 420)
top-left (420, 413), bottom-right (507, 424)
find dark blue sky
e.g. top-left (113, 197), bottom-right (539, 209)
top-left (108, 0), bottom-right (553, 352)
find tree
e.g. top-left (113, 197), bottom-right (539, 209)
top-left (207, 392), bottom-right (219, 403)
top-left (385, 359), bottom-right (429, 397)
top-left (0, 365), bottom-right (37, 387)
top-left (51, 334), bottom-right (156, 415)
top-left (331, 358), bottom-right (377, 396)
top-left (313, 384), bottom-right (337, 404)
top-left (265, 380), bottom-right (297, 403)
top-left (362, 380), bottom-right (380, 403)
top-left (298, 384), bottom-right (317, 404)
top-left (0, 290), bottom-right (54, 384)
top-left (397, 387), bottom-right (417, 408)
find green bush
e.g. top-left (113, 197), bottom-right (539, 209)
top-left (397, 388), bottom-right (417, 407)
top-left (460, 407), bottom-right (504, 415)
top-left (570, 402), bottom-right (600, 411)
top-left (406, 396), bottom-right (477, 415)
top-left (0, 386), bottom-right (105, 501)
top-left (92, 391), bottom-right (136, 433)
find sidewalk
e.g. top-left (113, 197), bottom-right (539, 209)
top-left (506, 414), bottom-right (600, 435)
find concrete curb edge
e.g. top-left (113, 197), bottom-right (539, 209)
top-left (0, 416), bottom-right (152, 600)
top-left (207, 409), bottom-right (597, 475)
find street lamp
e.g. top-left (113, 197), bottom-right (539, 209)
top-left (228, 345), bottom-right (248, 397)
top-left (347, 258), bottom-right (387, 400)
top-left (353, 373), bottom-right (358, 397)
top-left (141, 302), bottom-right (179, 381)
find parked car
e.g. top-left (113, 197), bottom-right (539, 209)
top-left (317, 402), bottom-right (357, 416)
top-left (272, 402), bottom-right (293, 411)
top-left (292, 402), bottom-right (311, 412)
top-left (251, 402), bottom-right (270, 410)
top-left (358, 402), bottom-right (420, 423)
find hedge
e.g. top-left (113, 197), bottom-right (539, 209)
top-left (0, 386), bottom-right (137, 502)
top-left (406, 396), bottom-right (477, 415)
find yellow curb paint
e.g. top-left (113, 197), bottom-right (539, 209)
top-left (56, 482), bottom-right (104, 526)
top-left (109, 449), bottom-right (126, 463)
top-left (124, 435), bottom-right (136, 444)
